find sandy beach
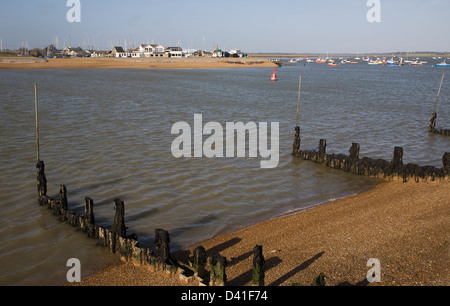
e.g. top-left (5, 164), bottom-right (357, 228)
top-left (0, 57), bottom-right (277, 70)
top-left (69, 179), bottom-right (449, 286)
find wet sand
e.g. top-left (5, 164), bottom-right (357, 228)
top-left (0, 57), bottom-right (276, 70)
top-left (70, 179), bottom-right (449, 286)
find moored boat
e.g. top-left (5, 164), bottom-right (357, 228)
top-left (409, 60), bottom-right (423, 66)
top-left (369, 58), bottom-right (383, 65)
top-left (434, 60), bottom-right (450, 67)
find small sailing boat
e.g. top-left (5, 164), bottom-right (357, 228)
top-left (435, 60), bottom-right (450, 67)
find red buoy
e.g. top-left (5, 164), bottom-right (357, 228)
top-left (271, 68), bottom-right (277, 81)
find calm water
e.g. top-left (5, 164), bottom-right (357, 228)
top-left (1, 60), bottom-right (449, 285)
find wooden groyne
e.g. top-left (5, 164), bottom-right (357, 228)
top-left (292, 127), bottom-right (449, 182)
top-left (36, 160), bottom-right (282, 286)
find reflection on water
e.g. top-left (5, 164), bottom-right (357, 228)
top-left (0, 61), bottom-right (449, 285)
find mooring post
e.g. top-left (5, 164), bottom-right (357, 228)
top-left (155, 229), bottom-right (171, 265)
top-left (252, 245), bottom-right (265, 286)
top-left (293, 126), bottom-right (300, 156)
top-left (209, 253), bottom-right (227, 286)
top-left (84, 197), bottom-right (96, 238)
top-left (36, 160), bottom-right (47, 201)
top-left (192, 246), bottom-right (207, 278)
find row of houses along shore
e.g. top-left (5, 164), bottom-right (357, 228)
top-left (61, 44), bottom-right (248, 59)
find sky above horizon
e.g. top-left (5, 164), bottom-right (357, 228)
top-left (0, 0), bottom-right (449, 53)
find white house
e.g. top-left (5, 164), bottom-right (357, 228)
top-left (166, 46), bottom-right (183, 58)
top-left (132, 44), bottom-right (166, 57)
top-left (150, 44), bottom-right (166, 57)
top-left (111, 46), bottom-right (127, 57)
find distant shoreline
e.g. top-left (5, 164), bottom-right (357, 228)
top-left (0, 57), bottom-right (277, 70)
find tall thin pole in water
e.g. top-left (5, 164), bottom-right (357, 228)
top-left (296, 75), bottom-right (302, 126)
top-left (434, 73), bottom-right (445, 113)
top-left (34, 83), bottom-right (40, 162)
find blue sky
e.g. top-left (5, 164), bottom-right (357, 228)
top-left (0, 0), bottom-right (449, 53)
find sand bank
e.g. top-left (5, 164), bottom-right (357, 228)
top-left (70, 179), bottom-right (449, 286)
top-left (0, 57), bottom-right (276, 70)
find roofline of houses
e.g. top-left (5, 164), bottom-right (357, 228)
top-left (46, 44), bottom-right (248, 59)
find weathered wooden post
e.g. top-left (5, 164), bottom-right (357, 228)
top-left (391, 146), bottom-right (403, 166)
top-left (110, 198), bottom-right (126, 253)
top-left (311, 272), bottom-right (326, 286)
top-left (317, 139), bottom-right (327, 163)
top-left (84, 197), bottom-right (96, 238)
top-left (349, 143), bottom-right (360, 163)
top-left (252, 245), bottom-right (265, 286)
top-left (192, 246), bottom-right (207, 278)
top-left (428, 112), bottom-right (437, 133)
top-left (293, 126), bottom-right (300, 156)
top-left (209, 253), bottom-right (227, 286)
top-left (347, 143), bottom-right (360, 173)
top-left (36, 160), bottom-right (47, 203)
top-left (386, 146), bottom-right (404, 179)
top-left (59, 184), bottom-right (68, 211)
top-left (113, 198), bottom-right (126, 238)
top-left (318, 139), bottom-right (326, 156)
top-left (155, 229), bottom-right (171, 266)
top-left (443, 152), bottom-right (450, 175)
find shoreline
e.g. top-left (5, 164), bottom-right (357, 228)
top-left (0, 57), bottom-right (277, 70)
top-left (69, 179), bottom-right (449, 286)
